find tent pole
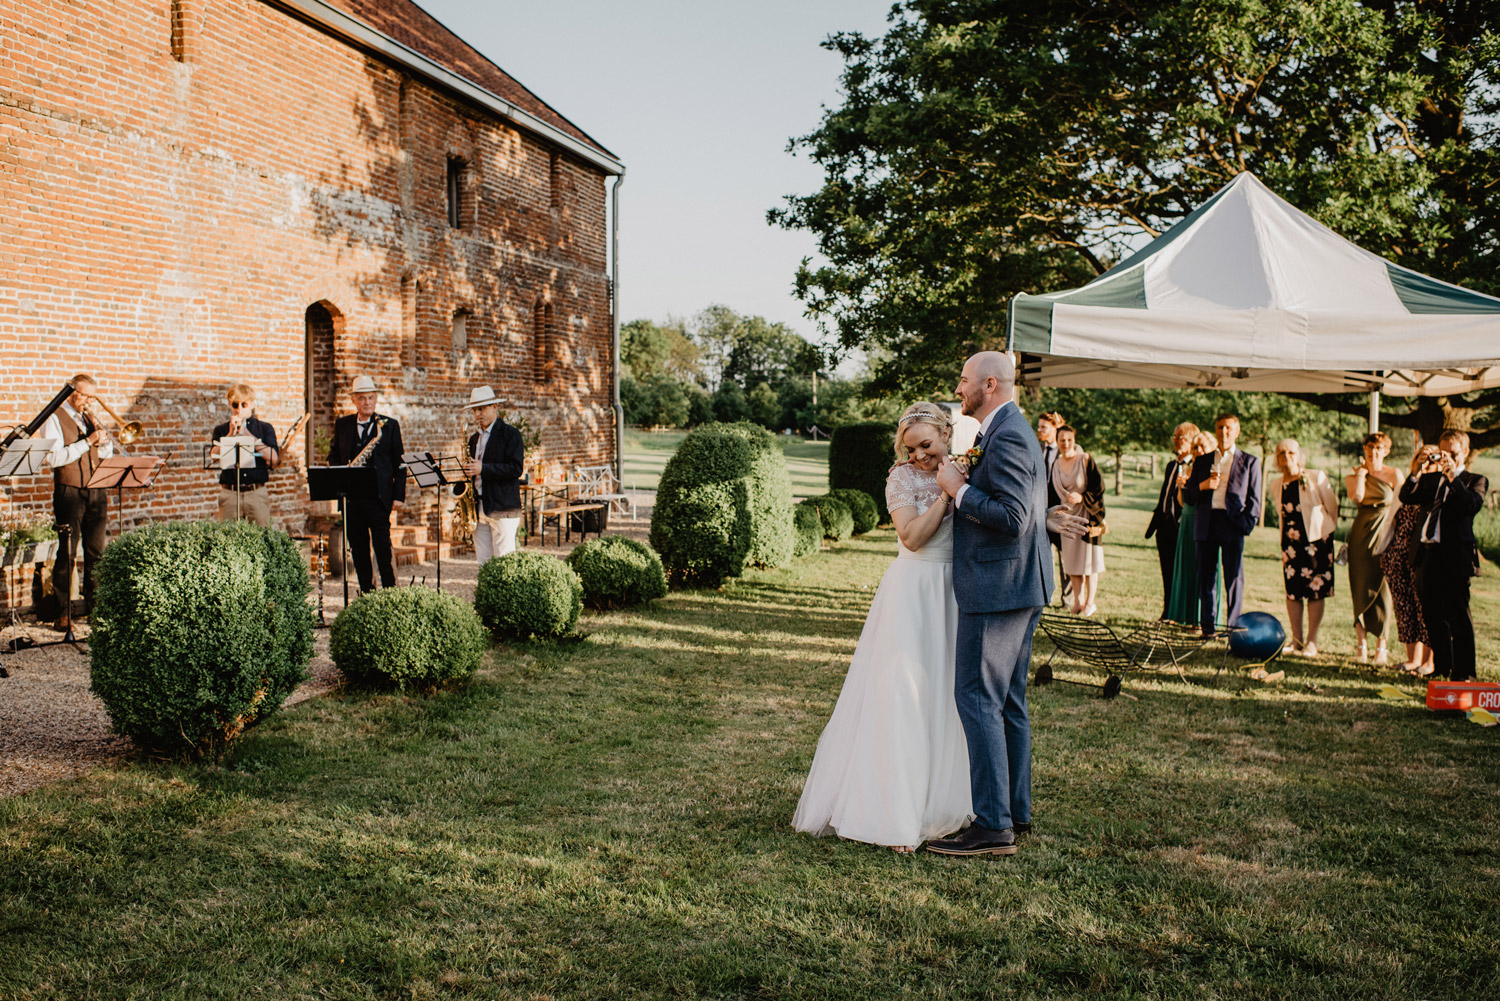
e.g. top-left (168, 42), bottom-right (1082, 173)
top-left (1368, 391), bottom-right (1380, 433)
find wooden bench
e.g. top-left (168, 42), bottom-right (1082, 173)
top-left (536, 502), bottom-right (606, 546)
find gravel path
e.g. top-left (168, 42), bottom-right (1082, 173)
top-left (0, 497), bottom-right (654, 798)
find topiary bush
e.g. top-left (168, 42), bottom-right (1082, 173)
top-left (792, 502), bottom-right (823, 557)
top-left (330, 587), bottom-right (487, 691)
top-left (804, 495), bottom-right (854, 542)
top-left (827, 488), bottom-right (879, 535)
top-left (566, 535), bottom-right (668, 609)
top-left (88, 520), bottom-right (314, 759)
top-left (649, 421), bottom-right (795, 587)
top-left (830, 422), bottom-right (895, 524)
top-left (474, 550), bottom-right (583, 639)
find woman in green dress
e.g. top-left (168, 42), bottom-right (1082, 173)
top-left (1344, 432), bottom-right (1402, 665)
top-left (1166, 431), bottom-right (1220, 625)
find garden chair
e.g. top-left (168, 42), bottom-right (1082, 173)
top-left (1033, 608), bottom-right (1216, 697)
top-left (573, 464), bottom-right (636, 520)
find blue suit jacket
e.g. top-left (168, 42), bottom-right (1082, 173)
top-left (951, 402), bottom-right (1054, 614)
top-left (1183, 449), bottom-right (1262, 540)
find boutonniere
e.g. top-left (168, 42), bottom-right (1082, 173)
top-left (952, 446), bottom-right (984, 474)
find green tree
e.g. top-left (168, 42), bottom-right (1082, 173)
top-left (621, 318), bottom-right (701, 384)
top-left (773, 0), bottom-right (1500, 423)
top-left (747, 382), bottom-right (782, 429)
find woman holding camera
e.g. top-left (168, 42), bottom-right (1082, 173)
top-left (1345, 432), bottom-right (1400, 665)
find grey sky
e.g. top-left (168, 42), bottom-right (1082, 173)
top-left (417, 0), bottom-right (894, 344)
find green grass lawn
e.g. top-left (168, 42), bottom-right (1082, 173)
top-left (4, 473), bottom-right (1499, 999)
top-left (623, 427), bottom-right (830, 499)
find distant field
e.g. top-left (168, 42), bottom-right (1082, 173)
top-left (623, 427), bottom-right (830, 499)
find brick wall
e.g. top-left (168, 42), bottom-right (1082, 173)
top-left (0, 0), bottom-right (617, 575)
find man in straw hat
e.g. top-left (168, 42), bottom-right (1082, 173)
top-left (463, 385), bottom-right (525, 562)
top-left (327, 375), bottom-right (405, 592)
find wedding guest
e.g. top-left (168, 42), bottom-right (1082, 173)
top-left (1382, 447), bottom-right (1434, 675)
top-left (1273, 439), bottom-right (1337, 657)
top-left (1147, 422), bottom-right (1197, 618)
top-left (1050, 425), bottom-right (1105, 615)
top-left (1183, 414), bottom-right (1261, 638)
top-left (1165, 431), bottom-right (1220, 624)
top-left (1345, 432), bottom-right (1400, 665)
top-left (1400, 430), bottom-right (1487, 682)
top-left (1037, 411), bottom-right (1069, 604)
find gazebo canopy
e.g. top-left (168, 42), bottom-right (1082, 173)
top-left (1007, 173), bottom-right (1500, 397)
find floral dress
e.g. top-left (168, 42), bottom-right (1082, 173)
top-left (1379, 502), bottom-right (1429, 646)
top-left (1280, 480), bottom-right (1335, 601)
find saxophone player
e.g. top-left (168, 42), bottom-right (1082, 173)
top-left (463, 385), bottom-right (525, 562)
top-left (328, 375), bottom-right (405, 592)
top-left (39, 374), bottom-right (112, 630)
top-left (210, 383), bottom-right (279, 527)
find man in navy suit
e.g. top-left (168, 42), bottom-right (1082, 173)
top-left (1183, 413), bottom-right (1261, 636)
top-left (927, 352), bottom-right (1054, 857)
top-left (462, 385), bottom-right (525, 562)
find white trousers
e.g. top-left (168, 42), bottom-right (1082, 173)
top-left (474, 509), bottom-right (521, 564)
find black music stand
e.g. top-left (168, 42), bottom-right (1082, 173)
top-left (0, 438), bottom-right (56, 668)
top-left (308, 465), bottom-right (376, 609)
top-left (402, 451), bottom-right (454, 593)
top-left (85, 456), bottom-right (165, 541)
top-left (203, 437), bottom-right (260, 520)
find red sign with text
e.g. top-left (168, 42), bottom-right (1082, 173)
top-left (1426, 680), bottom-right (1500, 712)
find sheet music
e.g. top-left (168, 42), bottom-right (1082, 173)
top-left (0, 438), bottom-right (57, 477)
top-left (218, 435), bottom-right (259, 469)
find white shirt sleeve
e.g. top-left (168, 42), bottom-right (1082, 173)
top-left (40, 413), bottom-right (91, 470)
top-left (954, 483), bottom-right (970, 510)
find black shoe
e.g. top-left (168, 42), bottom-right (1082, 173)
top-left (924, 824), bottom-right (1017, 856)
top-left (1014, 822), bottom-right (1031, 835)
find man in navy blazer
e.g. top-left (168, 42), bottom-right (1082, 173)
top-left (462, 385), bottom-right (525, 562)
top-left (927, 352), bottom-right (1053, 857)
top-left (1182, 413), bottom-right (1261, 636)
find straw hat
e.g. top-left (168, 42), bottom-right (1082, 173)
top-left (464, 385), bottom-right (503, 409)
top-left (351, 375), bottom-right (377, 394)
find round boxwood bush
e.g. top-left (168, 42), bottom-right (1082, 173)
top-left (792, 502), bottom-right (823, 557)
top-left (88, 520), bottom-right (314, 759)
top-left (330, 586), bottom-right (487, 691)
top-left (804, 495), bottom-right (854, 542)
top-left (565, 535), bottom-right (668, 609)
top-left (474, 550), bottom-right (583, 638)
top-left (827, 488), bottom-right (879, 535)
top-left (830, 422), bottom-right (896, 524)
top-left (649, 421), bottom-right (795, 587)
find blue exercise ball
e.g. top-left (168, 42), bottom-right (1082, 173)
top-left (1228, 611), bottom-right (1286, 659)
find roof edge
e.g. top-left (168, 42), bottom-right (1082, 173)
top-left (262, 0), bottom-right (625, 177)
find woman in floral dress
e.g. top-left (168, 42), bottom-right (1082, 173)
top-left (1273, 439), bottom-right (1338, 656)
top-left (1380, 447), bottom-right (1434, 675)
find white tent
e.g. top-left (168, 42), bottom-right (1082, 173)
top-left (1007, 173), bottom-right (1500, 397)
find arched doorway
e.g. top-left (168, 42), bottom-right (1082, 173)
top-left (305, 301), bottom-right (343, 462)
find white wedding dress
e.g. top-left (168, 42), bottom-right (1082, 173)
top-left (792, 464), bottom-right (974, 849)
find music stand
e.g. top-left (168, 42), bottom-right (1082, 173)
top-left (402, 451), bottom-right (454, 593)
top-left (85, 456), bottom-right (165, 541)
top-left (0, 438), bottom-right (56, 668)
top-left (203, 438), bottom-right (260, 520)
top-left (308, 465), bottom-right (377, 609)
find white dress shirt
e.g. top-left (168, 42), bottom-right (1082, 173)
top-left (473, 419), bottom-right (495, 497)
top-left (41, 402), bottom-right (113, 471)
top-left (954, 400), bottom-right (1014, 510)
top-left (1211, 447), bottom-right (1236, 510)
top-left (1420, 465), bottom-right (1464, 544)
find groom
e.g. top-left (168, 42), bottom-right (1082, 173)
top-left (928, 351), bottom-right (1053, 856)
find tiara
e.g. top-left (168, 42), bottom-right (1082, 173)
top-left (899, 409), bottom-right (950, 428)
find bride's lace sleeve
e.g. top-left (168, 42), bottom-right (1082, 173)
top-left (886, 465), bottom-right (917, 513)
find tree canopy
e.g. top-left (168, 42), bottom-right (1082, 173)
top-left (773, 0), bottom-right (1500, 432)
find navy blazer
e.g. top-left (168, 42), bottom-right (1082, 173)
top-left (1183, 448), bottom-right (1262, 540)
top-left (328, 413), bottom-right (407, 510)
top-left (1145, 457), bottom-right (1183, 539)
top-left (466, 419), bottom-right (525, 514)
top-left (952, 401), bottom-right (1054, 614)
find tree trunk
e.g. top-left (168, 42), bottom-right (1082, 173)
top-left (1113, 449), bottom-right (1124, 496)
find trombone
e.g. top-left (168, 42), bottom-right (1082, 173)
top-left (81, 395), bottom-right (144, 446)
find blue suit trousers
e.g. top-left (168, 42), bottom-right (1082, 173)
top-left (954, 605), bottom-right (1039, 831)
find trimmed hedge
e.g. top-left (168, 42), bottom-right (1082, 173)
top-left (830, 422), bottom-right (895, 523)
top-left (803, 495), bottom-right (854, 542)
top-left (827, 488), bottom-right (879, 535)
top-left (474, 550), bottom-right (583, 639)
top-left (649, 421), bottom-right (795, 587)
top-left (330, 587), bottom-right (487, 691)
top-left (566, 536), bottom-right (668, 609)
top-left (792, 502), bottom-right (823, 557)
top-left (88, 520), bottom-right (314, 759)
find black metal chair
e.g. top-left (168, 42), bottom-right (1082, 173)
top-left (1034, 608), bottom-right (1215, 697)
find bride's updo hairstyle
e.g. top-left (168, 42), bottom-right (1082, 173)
top-left (893, 402), bottom-right (954, 461)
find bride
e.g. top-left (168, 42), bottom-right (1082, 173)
top-left (792, 402), bottom-right (974, 852)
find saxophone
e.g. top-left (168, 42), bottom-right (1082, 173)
top-left (451, 437), bottom-right (478, 546)
top-left (349, 417), bottom-right (386, 467)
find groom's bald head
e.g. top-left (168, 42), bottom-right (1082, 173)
top-left (956, 351), bottom-right (1016, 420)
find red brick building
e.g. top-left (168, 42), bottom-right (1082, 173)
top-left (0, 0), bottom-right (624, 550)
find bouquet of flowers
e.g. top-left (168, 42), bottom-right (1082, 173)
top-left (951, 445), bottom-right (984, 474)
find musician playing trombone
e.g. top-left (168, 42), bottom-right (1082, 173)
top-left (463, 385), bottom-right (524, 562)
top-left (210, 382), bottom-right (279, 527)
top-left (38, 373), bottom-right (113, 631)
top-left (327, 374), bottom-right (405, 593)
